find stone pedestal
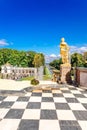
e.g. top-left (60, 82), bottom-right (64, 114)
top-left (52, 70), bottom-right (60, 82)
top-left (60, 64), bottom-right (71, 84)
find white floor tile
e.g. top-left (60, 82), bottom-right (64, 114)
top-left (0, 119), bottom-right (20, 130)
top-left (77, 88), bottom-right (84, 91)
top-left (41, 102), bottom-right (55, 109)
top-left (39, 120), bottom-right (60, 130)
top-left (60, 88), bottom-right (69, 90)
top-left (78, 121), bottom-right (87, 130)
top-left (68, 103), bottom-right (86, 110)
top-left (42, 93), bottom-right (53, 97)
top-left (77, 98), bottom-right (87, 103)
top-left (54, 97), bottom-right (67, 103)
top-left (52, 90), bottom-right (62, 93)
top-left (0, 109), bottom-right (9, 119)
top-left (29, 97), bottom-right (41, 102)
top-left (57, 110), bottom-right (76, 120)
top-left (68, 85), bottom-right (75, 88)
top-left (25, 92), bottom-right (32, 96)
top-left (11, 102), bottom-right (28, 109)
top-left (63, 93), bottom-right (75, 98)
top-left (71, 90), bottom-right (81, 94)
top-left (4, 96), bottom-right (18, 101)
top-left (22, 109), bottom-right (40, 119)
top-left (84, 94), bottom-right (87, 97)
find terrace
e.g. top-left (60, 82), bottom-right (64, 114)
top-left (0, 79), bottom-right (87, 130)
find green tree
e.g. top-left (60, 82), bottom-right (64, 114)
top-left (0, 48), bottom-right (45, 69)
top-left (49, 58), bottom-right (62, 70)
top-left (33, 53), bottom-right (43, 79)
top-left (39, 53), bottom-right (45, 66)
top-left (33, 53), bottom-right (43, 68)
top-left (0, 49), bottom-right (36, 67)
top-left (26, 51), bottom-right (36, 67)
top-left (83, 52), bottom-right (87, 67)
top-left (71, 53), bottom-right (84, 67)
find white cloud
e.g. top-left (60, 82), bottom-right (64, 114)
top-left (80, 47), bottom-right (87, 52)
top-left (50, 54), bottom-right (57, 58)
top-left (45, 54), bottom-right (60, 63)
top-left (70, 45), bottom-right (87, 54)
top-left (0, 39), bottom-right (9, 46)
top-left (57, 54), bottom-right (61, 57)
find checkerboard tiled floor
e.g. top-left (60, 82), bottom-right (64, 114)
top-left (0, 85), bottom-right (87, 130)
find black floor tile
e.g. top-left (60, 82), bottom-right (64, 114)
top-left (55, 103), bottom-right (70, 110)
top-left (65, 98), bottom-right (79, 103)
top-left (5, 109), bottom-right (24, 119)
top-left (74, 94), bottom-right (86, 98)
top-left (59, 120), bottom-right (80, 126)
top-left (42, 97), bottom-right (54, 102)
top-left (82, 103), bottom-right (87, 109)
top-left (61, 90), bottom-right (71, 93)
top-left (53, 93), bottom-right (63, 97)
top-left (69, 87), bottom-right (77, 90)
top-left (18, 120), bottom-right (39, 130)
top-left (0, 96), bottom-right (6, 101)
top-left (60, 125), bottom-right (82, 130)
top-left (31, 93), bottom-right (42, 96)
top-left (27, 102), bottom-right (41, 109)
top-left (17, 96), bottom-right (29, 102)
top-left (40, 110), bottom-right (57, 119)
top-left (73, 111), bottom-right (87, 120)
top-left (0, 101), bottom-right (14, 108)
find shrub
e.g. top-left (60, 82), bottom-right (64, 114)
top-left (31, 78), bottom-right (39, 85)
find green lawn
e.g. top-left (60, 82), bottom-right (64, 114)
top-left (43, 75), bottom-right (52, 80)
top-left (21, 76), bottom-right (34, 81)
top-left (43, 66), bottom-right (52, 80)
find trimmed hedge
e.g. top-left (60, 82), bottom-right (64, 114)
top-left (31, 78), bottom-right (39, 85)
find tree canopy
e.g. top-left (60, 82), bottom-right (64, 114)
top-left (0, 48), bottom-right (45, 68)
top-left (33, 53), bottom-right (44, 68)
top-left (49, 52), bottom-right (87, 69)
top-left (71, 53), bottom-right (84, 67)
top-left (49, 58), bottom-right (62, 70)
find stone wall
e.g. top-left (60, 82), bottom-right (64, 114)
top-left (76, 67), bottom-right (87, 87)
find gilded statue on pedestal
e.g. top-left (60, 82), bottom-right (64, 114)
top-left (60, 38), bottom-right (72, 84)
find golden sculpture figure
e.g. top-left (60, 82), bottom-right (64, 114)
top-left (60, 38), bottom-right (70, 65)
top-left (60, 38), bottom-right (71, 83)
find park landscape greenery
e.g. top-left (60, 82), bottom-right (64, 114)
top-left (0, 48), bottom-right (45, 68)
top-left (0, 48), bottom-right (87, 69)
top-left (0, 48), bottom-right (87, 81)
top-left (49, 52), bottom-right (87, 70)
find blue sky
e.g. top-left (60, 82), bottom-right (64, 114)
top-left (0, 0), bottom-right (87, 61)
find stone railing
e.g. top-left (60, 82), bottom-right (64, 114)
top-left (76, 67), bottom-right (87, 87)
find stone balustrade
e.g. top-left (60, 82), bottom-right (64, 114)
top-left (1, 64), bottom-right (37, 80)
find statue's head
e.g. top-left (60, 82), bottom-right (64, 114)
top-left (61, 38), bottom-right (65, 42)
top-left (60, 37), bottom-right (67, 45)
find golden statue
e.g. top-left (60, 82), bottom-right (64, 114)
top-left (60, 38), bottom-right (70, 65)
top-left (60, 38), bottom-right (71, 84)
